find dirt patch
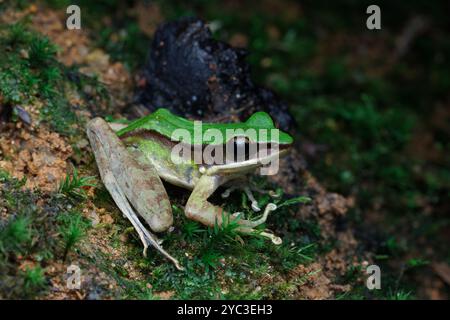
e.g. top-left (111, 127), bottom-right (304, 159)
top-left (44, 259), bottom-right (118, 300)
top-left (0, 123), bottom-right (72, 192)
top-left (1, 3), bottom-right (133, 190)
top-left (0, 4), bottom-right (136, 299)
top-left (288, 263), bottom-right (332, 299)
top-left (28, 5), bottom-right (132, 108)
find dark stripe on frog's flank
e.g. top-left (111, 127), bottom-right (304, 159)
top-left (116, 108), bottom-right (294, 146)
top-left (120, 129), bottom-right (177, 149)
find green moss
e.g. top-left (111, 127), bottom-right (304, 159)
top-left (58, 211), bottom-right (91, 260)
top-left (102, 185), bottom-right (319, 299)
top-left (0, 21), bottom-right (108, 135)
top-left (23, 266), bottom-right (46, 292)
top-left (0, 173), bottom-right (91, 298)
top-left (58, 166), bottom-right (96, 200)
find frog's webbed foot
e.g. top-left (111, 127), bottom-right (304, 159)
top-left (237, 226), bottom-right (282, 245)
top-left (221, 185), bottom-right (260, 210)
top-left (232, 203), bottom-right (281, 244)
top-left (221, 184), bottom-right (262, 211)
top-left (186, 175), bottom-right (282, 245)
top-left (86, 118), bottom-right (184, 271)
top-left (221, 180), bottom-right (281, 213)
top-left (245, 181), bottom-right (282, 199)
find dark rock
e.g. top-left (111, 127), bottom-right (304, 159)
top-left (134, 17), bottom-right (295, 131)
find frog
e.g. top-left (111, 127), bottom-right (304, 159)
top-left (86, 108), bottom-right (293, 270)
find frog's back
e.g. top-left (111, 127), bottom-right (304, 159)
top-left (116, 109), bottom-right (186, 140)
top-left (117, 108), bottom-right (293, 145)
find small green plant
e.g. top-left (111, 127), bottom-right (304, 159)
top-left (0, 169), bottom-right (11, 182)
top-left (29, 37), bottom-right (58, 68)
top-left (23, 266), bottom-right (46, 291)
top-left (277, 196), bottom-right (312, 208)
top-left (210, 212), bottom-right (241, 243)
top-left (58, 211), bottom-right (90, 260)
top-left (182, 220), bottom-right (205, 241)
top-left (269, 242), bottom-right (316, 271)
top-left (406, 258), bottom-right (429, 269)
top-left (0, 216), bottom-right (32, 254)
top-left (200, 249), bottom-right (223, 272)
top-left (4, 22), bottom-right (31, 46)
top-left (387, 289), bottom-right (413, 300)
top-left (58, 166), bottom-right (96, 199)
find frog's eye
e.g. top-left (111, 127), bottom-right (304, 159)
top-left (226, 136), bottom-right (251, 161)
top-left (234, 136), bottom-right (248, 148)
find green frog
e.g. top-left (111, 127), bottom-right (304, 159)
top-left (86, 108), bottom-right (293, 270)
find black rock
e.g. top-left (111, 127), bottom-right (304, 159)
top-left (134, 17), bottom-right (294, 131)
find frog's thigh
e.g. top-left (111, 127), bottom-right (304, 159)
top-left (87, 118), bottom-right (173, 233)
top-left (185, 175), bottom-right (227, 227)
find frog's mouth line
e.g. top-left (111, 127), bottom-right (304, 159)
top-left (121, 129), bottom-right (291, 165)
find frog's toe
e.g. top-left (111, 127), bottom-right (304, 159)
top-left (247, 184), bottom-right (281, 199)
top-left (260, 231), bottom-right (282, 245)
top-left (221, 185), bottom-right (238, 198)
top-left (251, 201), bottom-right (261, 212)
top-left (236, 203), bottom-right (277, 228)
top-left (221, 190), bottom-right (231, 198)
top-left (268, 190), bottom-right (281, 199)
top-left (232, 212), bottom-right (244, 220)
top-left (244, 187), bottom-right (262, 212)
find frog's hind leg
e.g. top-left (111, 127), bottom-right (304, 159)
top-left (185, 175), bottom-right (282, 245)
top-left (86, 118), bottom-right (184, 271)
top-left (99, 167), bottom-right (184, 271)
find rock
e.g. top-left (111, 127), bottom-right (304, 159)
top-left (133, 17), bottom-right (295, 131)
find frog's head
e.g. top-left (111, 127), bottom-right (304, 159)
top-left (117, 108), bottom-right (294, 176)
top-left (203, 112), bottom-right (294, 176)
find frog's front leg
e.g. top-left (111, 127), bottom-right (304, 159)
top-left (185, 175), bottom-right (282, 244)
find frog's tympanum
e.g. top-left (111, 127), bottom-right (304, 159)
top-left (86, 108), bottom-right (293, 270)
